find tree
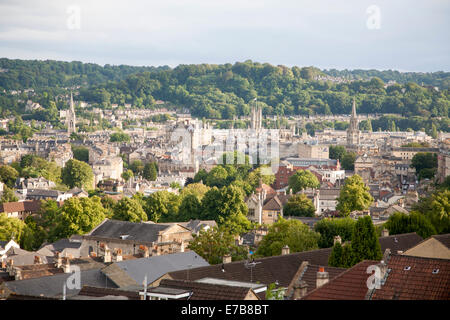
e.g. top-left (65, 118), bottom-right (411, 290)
top-left (178, 193), bottom-right (202, 221)
top-left (329, 145), bottom-right (346, 162)
top-left (129, 160), bottom-right (144, 176)
top-left (288, 170), bottom-right (320, 194)
top-left (48, 196), bottom-right (106, 240)
top-left (200, 185), bottom-right (249, 228)
top-left (110, 131), bottom-right (130, 142)
top-left (180, 183), bottom-right (210, 200)
top-left (314, 217), bottom-right (356, 248)
top-left (143, 162), bottom-right (157, 181)
top-left (350, 216), bottom-right (382, 265)
top-left (411, 152), bottom-right (438, 180)
top-left (187, 227), bottom-right (248, 264)
top-left (341, 152), bottom-right (357, 171)
top-left (248, 166), bottom-right (275, 189)
top-left (384, 211), bottom-right (436, 239)
top-left (255, 218), bottom-right (319, 257)
top-left (72, 145), bottom-right (89, 163)
top-left (0, 213), bottom-right (29, 245)
top-left (61, 159), bottom-right (94, 189)
top-left (336, 175), bottom-right (373, 216)
top-left (144, 190), bottom-right (181, 222)
top-left (328, 242), bottom-right (354, 268)
top-left (113, 197), bottom-right (147, 222)
top-left (205, 166), bottom-right (229, 188)
top-left (0, 186), bottom-right (18, 204)
top-left (283, 194), bottom-right (316, 217)
top-left (121, 169), bottom-right (134, 182)
top-left (413, 190), bottom-right (450, 234)
top-left (0, 165), bottom-right (19, 188)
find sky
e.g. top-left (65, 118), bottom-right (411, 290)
top-left (0, 0), bottom-right (449, 72)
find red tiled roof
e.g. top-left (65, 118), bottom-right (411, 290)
top-left (302, 260), bottom-right (379, 300)
top-left (0, 200), bottom-right (42, 214)
top-left (371, 255), bottom-right (450, 300)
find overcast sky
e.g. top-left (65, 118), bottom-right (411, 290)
top-left (0, 0), bottom-right (449, 71)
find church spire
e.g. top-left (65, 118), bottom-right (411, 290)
top-left (351, 98), bottom-right (357, 118)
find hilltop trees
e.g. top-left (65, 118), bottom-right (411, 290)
top-left (283, 194), bottom-right (316, 217)
top-left (113, 197), bottom-right (147, 223)
top-left (410, 152), bottom-right (438, 180)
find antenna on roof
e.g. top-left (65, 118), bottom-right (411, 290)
top-left (244, 260), bottom-right (261, 283)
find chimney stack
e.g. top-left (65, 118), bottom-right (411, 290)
top-left (316, 267), bottom-right (329, 288)
top-left (223, 254), bottom-right (232, 264)
top-left (282, 245), bottom-right (290, 255)
top-left (382, 228), bottom-right (389, 237)
top-left (104, 249), bottom-right (112, 263)
top-left (62, 257), bottom-right (71, 273)
top-left (114, 248), bottom-right (123, 262)
top-left (34, 255), bottom-right (42, 265)
top-left (293, 280), bottom-right (308, 300)
top-left (139, 245), bottom-right (149, 258)
top-left (333, 235), bottom-right (342, 245)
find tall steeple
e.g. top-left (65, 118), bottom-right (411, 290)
top-left (67, 91), bottom-right (76, 135)
top-left (347, 98), bottom-right (360, 147)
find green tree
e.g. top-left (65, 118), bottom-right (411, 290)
top-left (61, 159), bottom-right (94, 189)
top-left (0, 186), bottom-right (19, 204)
top-left (248, 166), bottom-right (275, 189)
top-left (121, 169), bottom-right (134, 182)
top-left (0, 213), bottom-right (29, 245)
top-left (187, 227), bottom-right (248, 264)
top-left (205, 166), bottom-right (229, 188)
top-left (411, 152), bottom-right (438, 181)
top-left (178, 193), bottom-right (202, 221)
top-left (129, 160), bottom-right (144, 176)
top-left (341, 152), bottom-right (357, 171)
top-left (413, 190), bottom-right (450, 234)
top-left (283, 194), bottom-right (316, 217)
top-left (350, 216), bottom-right (382, 265)
top-left (48, 196), bottom-right (106, 240)
top-left (144, 190), bottom-right (181, 222)
top-left (314, 217), bottom-right (356, 248)
top-left (328, 242), bottom-right (354, 268)
top-left (329, 145), bottom-right (346, 162)
top-left (200, 185), bottom-right (249, 228)
top-left (255, 218), bottom-right (319, 257)
top-left (288, 170), bottom-right (320, 194)
top-left (113, 197), bottom-right (147, 222)
top-left (110, 131), bottom-right (131, 142)
top-left (0, 165), bottom-right (19, 188)
top-left (143, 162), bottom-right (157, 181)
top-left (336, 175), bottom-right (373, 216)
top-left (180, 182), bottom-right (210, 200)
top-left (384, 211), bottom-right (436, 239)
top-left (72, 145), bottom-right (89, 163)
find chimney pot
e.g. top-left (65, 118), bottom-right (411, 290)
top-left (382, 228), bottom-right (389, 237)
top-left (281, 245), bottom-right (290, 255)
top-left (223, 254), bottom-right (232, 264)
top-left (316, 267), bottom-right (329, 288)
top-left (333, 235), bottom-right (342, 245)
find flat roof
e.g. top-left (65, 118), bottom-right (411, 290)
top-left (195, 277), bottom-right (267, 293)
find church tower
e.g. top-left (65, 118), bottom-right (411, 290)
top-left (67, 92), bottom-right (76, 134)
top-left (347, 98), bottom-right (360, 147)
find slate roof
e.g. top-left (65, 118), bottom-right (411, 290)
top-left (378, 232), bottom-right (423, 254)
top-left (262, 196), bottom-right (283, 211)
top-left (432, 234), bottom-right (450, 249)
top-left (87, 219), bottom-right (171, 242)
top-left (14, 263), bottom-right (64, 280)
top-left (38, 238), bottom-right (82, 254)
top-left (302, 260), bottom-right (379, 300)
top-left (168, 248), bottom-right (333, 288)
top-left (371, 255), bottom-right (450, 300)
top-left (3, 269), bottom-right (118, 299)
top-left (105, 251), bottom-right (209, 287)
top-left (179, 220), bottom-right (217, 233)
top-left (151, 279), bottom-right (258, 300)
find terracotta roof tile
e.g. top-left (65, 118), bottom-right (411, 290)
top-left (302, 260), bottom-right (379, 300)
top-left (371, 255), bottom-right (450, 300)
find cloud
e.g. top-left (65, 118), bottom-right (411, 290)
top-left (0, 0), bottom-right (448, 71)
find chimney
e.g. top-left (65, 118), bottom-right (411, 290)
top-left (316, 267), bottom-right (329, 288)
top-left (34, 255), bottom-right (42, 265)
top-left (114, 248), bottom-right (123, 262)
top-left (222, 254), bottom-right (232, 264)
top-left (282, 245), bottom-right (290, 255)
top-left (139, 245), bottom-right (149, 258)
top-left (1, 260), bottom-right (6, 269)
top-left (14, 268), bottom-right (22, 281)
top-left (62, 257), bottom-right (71, 273)
top-left (7, 259), bottom-right (14, 275)
top-left (104, 249), bottom-right (112, 263)
top-left (333, 235), bottom-right (342, 245)
top-left (293, 280), bottom-right (308, 300)
top-left (382, 228), bottom-right (389, 237)
top-left (55, 252), bottom-right (62, 268)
